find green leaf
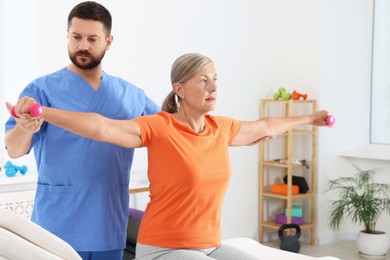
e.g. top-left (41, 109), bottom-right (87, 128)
top-left (326, 165), bottom-right (390, 233)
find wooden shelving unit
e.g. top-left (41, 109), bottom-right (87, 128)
top-left (258, 99), bottom-right (317, 245)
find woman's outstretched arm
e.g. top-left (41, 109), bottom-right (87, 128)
top-left (230, 110), bottom-right (331, 146)
top-left (6, 101), bottom-right (142, 148)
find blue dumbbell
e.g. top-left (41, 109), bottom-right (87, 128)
top-left (4, 161), bottom-right (28, 177)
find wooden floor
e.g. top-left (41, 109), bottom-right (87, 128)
top-left (264, 240), bottom-right (390, 260)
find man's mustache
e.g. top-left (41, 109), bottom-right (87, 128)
top-left (76, 50), bottom-right (91, 56)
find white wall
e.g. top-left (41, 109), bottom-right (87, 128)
top-left (3, 0), bottom-right (390, 245)
top-left (318, 0), bottom-right (390, 244)
top-left (0, 1), bottom-right (40, 169)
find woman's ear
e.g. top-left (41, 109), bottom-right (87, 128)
top-left (173, 83), bottom-right (183, 98)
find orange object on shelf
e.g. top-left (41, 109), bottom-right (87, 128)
top-left (270, 184), bottom-right (299, 195)
top-left (291, 90), bottom-right (308, 100)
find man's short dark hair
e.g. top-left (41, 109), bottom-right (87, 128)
top-left (68, 1), bottom-right (112, 36)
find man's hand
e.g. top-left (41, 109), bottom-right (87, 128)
top-left (6, 98), bottom-right (44, 133)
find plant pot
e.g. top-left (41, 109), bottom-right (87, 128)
top-left (356, 230), bottom-right (390, 257)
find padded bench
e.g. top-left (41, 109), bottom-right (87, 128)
top-left (122, 208), bottom-right (340, 260)
top-left (0, 209), bottom-right (339, 260)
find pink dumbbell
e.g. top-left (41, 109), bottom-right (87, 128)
top-left (326, 115), bottom-right (335, 126)
top-left (10, 103), bottom-right (42, 118)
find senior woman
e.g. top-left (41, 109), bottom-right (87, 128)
top-left (7, 53), bottom-right (331, 260)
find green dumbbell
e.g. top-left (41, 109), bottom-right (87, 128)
top-left (274, 87), bottom-right (291, 100)
top-left (282, 92), bottom-right (292, 100)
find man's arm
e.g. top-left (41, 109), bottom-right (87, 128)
top-left (4, 100), bottom-right (44, 158)
top-left (4, 126), bottom-right (34, 158)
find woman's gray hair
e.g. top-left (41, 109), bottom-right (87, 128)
top-left (162, 53), bottom-right (213, 113)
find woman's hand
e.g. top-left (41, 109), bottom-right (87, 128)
top-left (311, 110), bottom-right (335, 127)
top-left (6, 98), bottom-right (44, 134)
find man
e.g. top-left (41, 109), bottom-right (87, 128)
top-left (4, 2), bottom-right (159, 259)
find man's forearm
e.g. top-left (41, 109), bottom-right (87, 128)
top-left (4, 126), bottom-right (33, 158)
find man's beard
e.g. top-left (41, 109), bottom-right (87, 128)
top-left (69, 50), bottom-right (105, 70)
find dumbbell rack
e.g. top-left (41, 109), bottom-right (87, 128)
top-left (258, 99), bottom-right (317, 245)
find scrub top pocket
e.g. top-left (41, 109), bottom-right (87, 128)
top-left (32, 184), bottom-right (76, 235)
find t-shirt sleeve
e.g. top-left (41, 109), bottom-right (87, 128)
top-left (133, 114), bottom-right (165, 147)
top-left (215, 116), bottom-right (241, 143)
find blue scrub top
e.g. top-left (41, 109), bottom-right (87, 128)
top-left (5, 68), bottom-right (160, 251)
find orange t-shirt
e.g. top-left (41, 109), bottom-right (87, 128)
top-left (133, 111), bottom-right (240, 248)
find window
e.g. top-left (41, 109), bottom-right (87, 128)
top-left (370, 0), bottom-right (390, 145)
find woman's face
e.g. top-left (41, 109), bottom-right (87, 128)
top-left (179, 62), bottom-right (218, 113)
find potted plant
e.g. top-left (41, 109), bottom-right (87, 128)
top-left (326, 165), bottom-right (390, 257)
